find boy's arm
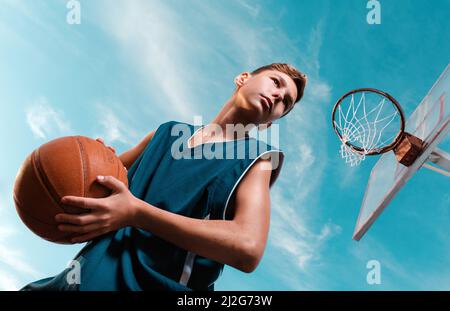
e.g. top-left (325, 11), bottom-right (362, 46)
top-left (58, 138), bottom-right (273, 273)
top-left (118, 130), bottom-right (156, 169)
top-left (132, 157), bottom-right (272, 273)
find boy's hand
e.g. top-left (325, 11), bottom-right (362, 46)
top-left (56, 176), bottom-right (137, 243)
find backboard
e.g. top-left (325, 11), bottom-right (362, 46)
top-left (354, 64), bottom-right (450, 241)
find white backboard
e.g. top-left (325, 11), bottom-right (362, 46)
top-left (354, 64), bottom-right (450, 240)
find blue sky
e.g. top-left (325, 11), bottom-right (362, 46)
top-left (0, 0), bottom-right (449, 290)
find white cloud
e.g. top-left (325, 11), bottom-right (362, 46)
top-left (236, 0), bottom-right (261, 18)
top-left (349, 237), bottom-right (421, 289)
top-left (2, 0), bottom-right (83, 58)
top-left (0, 226), bottom-right (16, 242)
top-left (305, 20), bottom-right (325, 77)
top-left (0, 268), bottom-right (20, 291)
top-left (0, 196), bottom-right (41, 291)
top-left (270, 187), bottom-right (342, 272)
top-left (307, 79), bottom-right (332, 102)
top-left (3, 0), bottom-right (50, 30)
top-left (94, 103), bottom-right (140, 147)
top-left (292, 143), bottom-right (315, 186)
top-left (347, 235), bottom-right (450, 290)
top-left (93, 1), bottom-right (333, 124)
top-left (95, 1), bottom-right (200, 120)
top-left (0, 243), bottom-right (41, 279)
top-left (25, 97), bottom-right (73, 140)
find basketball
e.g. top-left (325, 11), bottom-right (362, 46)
top-left (13, 136), bottom-right (129, 244)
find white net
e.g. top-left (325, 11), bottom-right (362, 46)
top-left (333, 91), bottom-right (402, 166)
top-left (340, 140), bottom-right (366, 167)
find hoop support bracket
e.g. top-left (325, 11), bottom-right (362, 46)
top-left (393, 132), bottom-right (424, 167)
top-left (423, 148), bottom-right (450, 177)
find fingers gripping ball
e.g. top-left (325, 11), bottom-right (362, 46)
top-left (13, 136), bottom-right (128, 244)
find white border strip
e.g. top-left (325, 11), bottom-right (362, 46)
top-left (179, 214), bottom-right (210, 286)
top-left (222, 150), bottom-right (284, 220)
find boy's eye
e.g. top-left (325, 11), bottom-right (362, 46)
top-left (272, 78), bottom-right (280, 87)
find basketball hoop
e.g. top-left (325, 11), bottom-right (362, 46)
top-left (331, 88), bottom-right (423, 167)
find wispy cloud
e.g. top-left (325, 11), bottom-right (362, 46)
top-left (95, 1), bottom-right (201, 120)
top-left (3, 0), bottom-right (52, 30)
top-left (0, 196), bottom-right (41, 291)
top-left (93, 1), bottom-right (332, 123)
top-left (94, 103), bottom-right (140, 146)
top-left (349, 237), bottom-right (425, 289)
top-left (236, 0), bottom-right (261, 18)
top-left (25, 97), bottom-right (73, 140)
top-left (0, 178), bottom-right (41, 291)
top-left (253, 18), bottom-right (339, 288)
top-left (0, 243), bottom-right (41, 280)
top-left (0, 268), bottom-right (21, 291)
top-left (2, 0), bottom-right (83, 58)
top-left (270, 187), bottom-right (341, 272)
top-left (304, 20), bottom-right (325, 77)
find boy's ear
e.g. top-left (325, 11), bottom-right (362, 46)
top-left (234, 72), bottom-right (251, 88)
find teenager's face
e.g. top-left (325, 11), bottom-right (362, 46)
top-left (234, 70), bottom-right (298, 124)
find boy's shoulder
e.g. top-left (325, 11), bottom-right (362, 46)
top-left (160, 120), bottom-right (192, 128)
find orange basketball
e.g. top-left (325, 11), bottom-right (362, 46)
top-left (13, 136), bottom-right (128, 244)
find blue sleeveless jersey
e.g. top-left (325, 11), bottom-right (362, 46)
top-left (21, 120), bottom-right (284, 291)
